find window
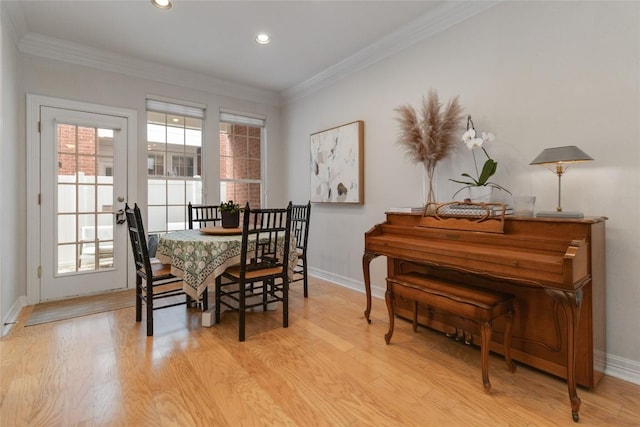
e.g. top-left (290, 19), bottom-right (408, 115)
top-left (147, 153), bottom-right (164, 176)
top-left (146, 98), bottom-right (205, 234)
top-left (171, 154), bottom-right (195, 177)
top-left (219, 110), bottom-right (265, 208)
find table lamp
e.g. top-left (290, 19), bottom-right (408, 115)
top-left (530, 145), bottom-right (593, 218)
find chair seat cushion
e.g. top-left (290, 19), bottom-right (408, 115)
top-left (224, 264), bottom-right (284, 280)
top-left (140, 263), bottom-right (175, 280)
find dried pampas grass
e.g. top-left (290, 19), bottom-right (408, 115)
top-left (395, 89), bottom-right (464, 204)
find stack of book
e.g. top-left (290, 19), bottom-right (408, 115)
top-left (388, 207), bottom-right (425, 213)
top-left (437, 203), bottom-right (513, 217)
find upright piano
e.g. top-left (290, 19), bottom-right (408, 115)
top-left (362, 211), bottom-right (606, 422)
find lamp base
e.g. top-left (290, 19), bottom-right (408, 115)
top-left (536, 211), bottom-right (584, 218)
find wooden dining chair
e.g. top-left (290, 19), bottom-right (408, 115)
top-left (215, 202), bottom-right (293, 341)
top-left (290, 201), bottom-right (311, 297)
top-left (125, 203), bottom-right (207, 336)
top-left (188, 202), bottom-right (222, 229)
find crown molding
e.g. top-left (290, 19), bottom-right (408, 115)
top-left (281, 1), bottom-right (500, 104)
top-left (1, 0), bottom-right (28, 46)
top-left (9, 1), bottom-right (498, 107)
top-left (18, 32), bottom-right (282, 107)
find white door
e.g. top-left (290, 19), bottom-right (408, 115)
top-left (39, 106), bottom-right (129, 300)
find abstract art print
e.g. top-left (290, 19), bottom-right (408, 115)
top-left (310, 120), bottom-right (364, 204)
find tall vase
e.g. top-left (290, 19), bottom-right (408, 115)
top-left (424, 163), bottom-right (436, 212)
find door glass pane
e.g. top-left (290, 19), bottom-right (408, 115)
top-left (58, 215), bottom-right (76, 244)
top-left (97, 185), bottom-right (113, 213)
top-left (58, 124), bottom-right (76, 153)
top-left (78, 185), bottom-right (96, 213)
top-left (55, 123), bottom-right (115, 275)
top-left (58, 244), bottom-right (76, 273)
top-left (58, 153), bottom-right (77, 182)
top-left (77, 127), bottom-right (96, 154)
top-left (97, 213), bottom-right (113, 227)
top-left (58, 184), bottom-right (76, 213)
top-left (77, 154), bottom-right (96, 184)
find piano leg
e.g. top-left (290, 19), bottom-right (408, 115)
top-left (545, 288), bottom-right (583, 423)
top-left (362, 251), bottom-right (379, 323)
top-left (480, 321), bottom-right (493, 393)
top-left (504, 311), bottom-right (517, 373)
top-left (384, 287), bottom-right (395, 344)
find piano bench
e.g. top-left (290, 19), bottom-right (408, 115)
top-left (384, 273), bottom-right (516, 393)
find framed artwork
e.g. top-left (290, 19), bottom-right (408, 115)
top-left (310, 120), bottom-right (364, 204)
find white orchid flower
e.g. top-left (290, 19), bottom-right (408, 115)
top-left (465, 137), bottom-right (484, 150)
top-left (481, 132), bottom-right (495, 143)
top-left (461, 128), bottom-right (476, 142)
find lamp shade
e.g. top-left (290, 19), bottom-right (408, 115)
top-left (529, 145), bottom-right (594, 217)
top-left (530, 146), bottom-right (593, 165)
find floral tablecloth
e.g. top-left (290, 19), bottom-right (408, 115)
top-left (157, 229), bottom-right (297, 299)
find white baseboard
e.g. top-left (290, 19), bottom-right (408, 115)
top-left (308, 266), bottom-right (385, 298)
top-left (308, 267), bottom-right (640, 386)
top-left (2, 295), bottom-right (26, 337)
top-left (605, 353), bottom-right (640, 385)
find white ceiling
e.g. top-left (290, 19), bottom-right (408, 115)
top-left (3, 1), bottom-right (495, 103)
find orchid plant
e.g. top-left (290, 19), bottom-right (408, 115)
top-left (450, 115), bottom-right (510, 198)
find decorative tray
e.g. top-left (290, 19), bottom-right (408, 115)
top-left (199, 227), bottom-right (242, 235)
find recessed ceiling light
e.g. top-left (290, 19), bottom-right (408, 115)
top-left (151, 0), bottom-right (172, 10)
top-left (255, 33), bottom-right (271, 45)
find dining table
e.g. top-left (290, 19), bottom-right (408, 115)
top-left (156, 227), bottom-right (298, 300)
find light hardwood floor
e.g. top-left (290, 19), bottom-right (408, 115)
top-left (1, 277), bottom-right (639, 426)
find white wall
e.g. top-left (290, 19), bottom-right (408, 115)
top-left (283, 2), bottom-right (640, 372)
top-left (1, 5), bottom-right (23, 333)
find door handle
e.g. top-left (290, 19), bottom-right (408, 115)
top-left (115, 209), bottom-right (126, 225)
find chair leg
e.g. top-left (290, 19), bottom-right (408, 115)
top-left (215, 277), bottom-right (221, 324)
top-left (202, 287), bottom-right (208, 311)
top-left (239, 281), bottom-right (246, 342)
top-left (262, 279), bottom-right (269, 312)
top-left (146, 279), bottom-right (154, 337)
top-left (283, 277), bottom-right (289, 328)
top-left (135, 275), bottom-right (142, 322)
top-left (302, 255), bottom-right (308, 298)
